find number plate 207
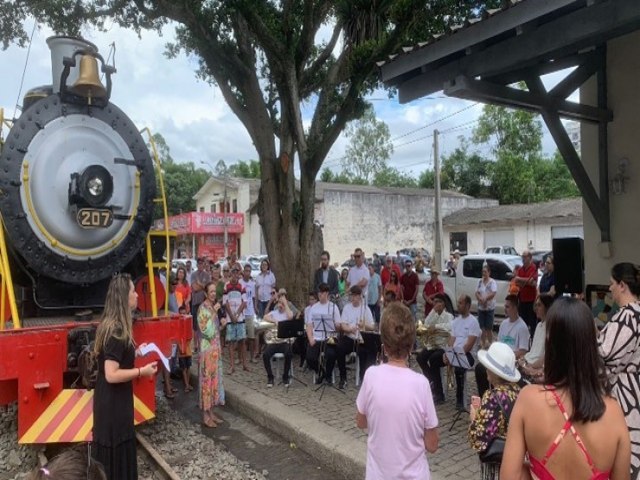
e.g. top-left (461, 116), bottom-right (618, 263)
top-left (77, 208), bottom-right (113, 228)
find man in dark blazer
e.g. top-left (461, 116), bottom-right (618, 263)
top-left (313, 250), bottom-right (340, 297)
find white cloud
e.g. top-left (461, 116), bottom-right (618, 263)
top-left (1, 19), bottom-right (566, 179)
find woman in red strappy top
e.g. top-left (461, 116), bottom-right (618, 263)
top-left (501, 297), bottom-right (631, 480)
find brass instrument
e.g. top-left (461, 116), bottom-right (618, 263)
top-left (416, 323), bottom-right (450, 350)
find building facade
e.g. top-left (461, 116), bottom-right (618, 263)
top-left (193, 178), bottom-right (497, 262)
top-left (443, 197), bottom-right (583, 255)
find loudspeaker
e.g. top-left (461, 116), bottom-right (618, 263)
top-left (552, 237), bottom-right (584, 294)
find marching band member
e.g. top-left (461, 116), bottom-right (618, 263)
top-left (337, 285), bottom-right (375, 389)
top-left (261, 295), bottom-right (294, 388)
top-left (306, 283), bottom-right (341, 385)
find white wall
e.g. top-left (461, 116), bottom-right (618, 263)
top-left (581, 31), bottom-right (640, 284)
top-left (446, 219), bottom-right (583, 255)
top-left (321, 190), bottom-right (496, 262)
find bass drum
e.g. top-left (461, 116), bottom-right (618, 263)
top-left (0, 94), bottom-right (156, 284)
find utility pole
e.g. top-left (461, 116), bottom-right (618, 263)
top-left (433, 129), bottom-right (444, 272)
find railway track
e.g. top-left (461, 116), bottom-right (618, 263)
top-left (136, 432), bottom-right (181, 480)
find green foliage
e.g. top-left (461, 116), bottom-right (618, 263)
top-left (372, 165), bottom-right (417, 188)
top-left (149, 133), bottom-right (209, 217)
top-left (228, 160), bottom-right (261, 179)
top-left (440, 140), bottom-right (492, 197)
top-left (471, 105), bottom-right (578, 204)
top-left (342, 106), bottom-right (393, 183)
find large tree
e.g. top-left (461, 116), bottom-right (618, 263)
top-left (342, 106), bottom-right (393, 183)
top-left (3, 0), bottom-right (500, 303)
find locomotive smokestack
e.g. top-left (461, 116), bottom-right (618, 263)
top-left (46, 36), bottom-right (99, 94)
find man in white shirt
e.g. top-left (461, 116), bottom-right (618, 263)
top-left (262, 296), bottom-right (294, 387)
top-left (346, 247), bottom-right (370, 303)
top-left (240, 264), bottom-right (259, 363)
top-left (336, 285), bottom-right (375, 389)
top-left (475, 294), bottom-right (530, 397)
top-left (442, 295), bottom-right (481, 409)
top-left (305, 283), bottom-right (341, 385)
top-left (416, 294), bottom-right (453, 402)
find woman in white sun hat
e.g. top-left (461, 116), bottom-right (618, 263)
top-left (468, 342), bottom-right (521, 480)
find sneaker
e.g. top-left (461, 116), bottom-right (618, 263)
top-left (338, 379), bottom-right (347, 390)
top-left (283, 379), bottom-right (291, 388)
top-left (267, 378), bottom-right (274, 388)
top-left (314, 376), bottom-right (324, 385)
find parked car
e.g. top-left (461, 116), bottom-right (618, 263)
top-left (441, 254), bottom-right (521, 316)
top-left (485, 246), bottom-right (519, 256)
top-left (396, 247), bottom-right (431, 264)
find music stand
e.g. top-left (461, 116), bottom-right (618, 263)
top-left (275, 319), bottom-right (307, 387)
top-left (311, 314), bottom-right (345, 400)
top-left (444, 346), bottom-right (472, 431)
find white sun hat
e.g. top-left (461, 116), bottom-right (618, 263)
top-left (478, 342), bottom-right (521, 383)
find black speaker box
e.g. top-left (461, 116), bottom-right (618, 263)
top-left (552, 237), bottom-right (584, 294)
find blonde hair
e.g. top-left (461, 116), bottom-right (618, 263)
top-left (94, 274), bottom-right (134, 355)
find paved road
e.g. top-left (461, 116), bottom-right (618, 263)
top-left (168, 383), bottom-right (346, 480)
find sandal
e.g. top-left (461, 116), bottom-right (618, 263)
top-left (202, 418), bottom-right (217, 428)
top-left (211, 415), bottom-right (224, 424)
top-left (227, 369), bottom-right (235, 375)
top-left (184, 386), bottom-right (193, 393)
top-left (164, 392), bottom-right (176, 399)
top-left (242, 365), bottom-right (250, 372)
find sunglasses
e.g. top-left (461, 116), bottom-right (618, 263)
top-left (354, 254), bottom-right (362, 258)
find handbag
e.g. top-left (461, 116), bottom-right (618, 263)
top-left (478, 397), bottom-right (511, 464)
top-left (478, 437), bottom-right (506, 464)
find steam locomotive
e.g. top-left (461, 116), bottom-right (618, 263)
top-left (0, 36), bottom-right (191, 444)
top-left (1, 36), bottom-right (156, 311)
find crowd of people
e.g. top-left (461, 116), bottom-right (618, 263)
top-left (84, 248), bottom-right (640, 480)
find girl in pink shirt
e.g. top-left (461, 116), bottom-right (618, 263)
top-left (356, 303), bottom-right (439, 479)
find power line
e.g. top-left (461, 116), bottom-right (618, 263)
top-left (324, 105), bottom-right (481, 170)
top-left (388, 102), bottom-right (480, 143)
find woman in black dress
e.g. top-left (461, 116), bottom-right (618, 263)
top-left (93, 273), bottom-right (158, 480)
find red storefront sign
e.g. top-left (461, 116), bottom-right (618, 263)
top-left (153, 212), bottom-right (244, 235)
top-left (198, 234), bottom-right (237, 260)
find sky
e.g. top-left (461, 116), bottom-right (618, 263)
top-left (0, 20), bottom-right (562, 179)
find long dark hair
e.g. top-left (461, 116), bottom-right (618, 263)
top-left (611, 262), bottom-right (640, 297)
top-left (544, 297), bottom-right (610, 422)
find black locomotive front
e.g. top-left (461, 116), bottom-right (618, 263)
top-left (0, 36), bottom-right (156, 310)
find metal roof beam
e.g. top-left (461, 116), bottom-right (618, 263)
top-left (380, 0), bottom-right (577, 83)
top-left (443, 76), bottom-right (611, 124)
top-left (393, 0), bottom-right (640, 102)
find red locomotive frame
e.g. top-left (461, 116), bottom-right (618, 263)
top-left (0, 313), bottom-right (192, 443)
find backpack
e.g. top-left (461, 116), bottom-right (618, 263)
top-left (77, 341), bottom-right (98, 390)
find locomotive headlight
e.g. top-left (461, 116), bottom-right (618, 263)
top-left (76, 165), bottom-right (113, 207)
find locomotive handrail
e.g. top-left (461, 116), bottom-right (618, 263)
top-left (0, 215), bottom-right (21, 329)
top-left (141, 127), bottom-right (171, 316)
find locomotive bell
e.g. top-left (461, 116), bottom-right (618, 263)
top-left (71, 55), bottom-right (106, 99)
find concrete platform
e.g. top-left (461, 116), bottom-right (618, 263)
top-left (191, 355), bottom-right (481, 480)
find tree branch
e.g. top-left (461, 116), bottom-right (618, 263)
top-left (300, 21), bottom-right (342, 96)
top-left (234, 2), bottom-right (287, 65)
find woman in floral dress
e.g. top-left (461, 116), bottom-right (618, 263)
top-left (198, 281), bottom-right (227, 428)
top-left (469, 342), bottom-right (521, 480)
